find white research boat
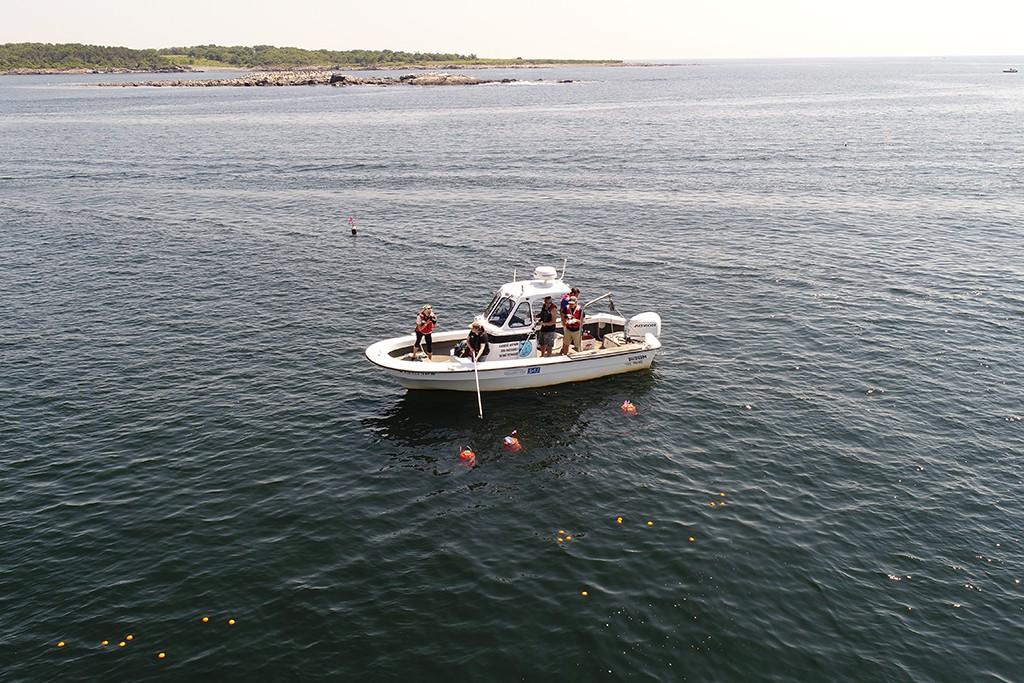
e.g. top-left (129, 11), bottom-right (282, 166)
top-left (365, 265), bottom-right (662, 392)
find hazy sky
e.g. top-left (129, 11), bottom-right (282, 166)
top-left (3, 0), bottom-right (1022, 59)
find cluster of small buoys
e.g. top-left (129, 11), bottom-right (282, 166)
top-left (502, 431), bottom-right (523, 452)
top-left (620, 400), bottom-right (638, 415)
top-left (54, 615), bottom-right (238, 661)
top-left (708, 492), bottom-right (727, 508)
top-left (558, 514), bottom-right (710, 599)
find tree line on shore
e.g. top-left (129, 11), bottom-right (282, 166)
top-left (1, 42), bottom-right (616, 71)
top-left (0, 42), bottom-right (475, 70)
top-left (1, 43), bottom-right (172, 71)
top-left (160, 44), bottom-right (477, 67)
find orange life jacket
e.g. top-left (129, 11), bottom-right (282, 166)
top-left (565, 307), bottom-right (582, 331)
top-left (416, 314), bottom-right (435, 334)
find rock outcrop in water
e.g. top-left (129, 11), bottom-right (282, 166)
top-left (96, 71), bottom-right (544, 87)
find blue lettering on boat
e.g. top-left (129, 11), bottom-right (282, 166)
top-left (528, 367), bottom-right (541, 374)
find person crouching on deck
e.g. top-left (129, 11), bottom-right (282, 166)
top-left (464, 321), bottom-right (490, 361)
top-left (561, 297), bottom-right (584, 355)
top-left (412, 304), bottom-right (437, 360)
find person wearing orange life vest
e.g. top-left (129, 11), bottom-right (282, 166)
top-left (411, 304), bottom-right (437, 360)
top-left (561, 297), bottom-right (584, 355)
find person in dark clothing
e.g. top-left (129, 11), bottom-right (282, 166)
top-left (466, 321), bottom-right (490, 361)
top-left (536, 295), bottom-right (559, 357)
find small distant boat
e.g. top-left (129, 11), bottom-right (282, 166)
top-left (365, 264), bottom-right (662, 392)
top-left (1003, 67), bottom-right (1018, 73)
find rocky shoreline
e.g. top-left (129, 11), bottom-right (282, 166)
top-left (96, 70), bottom-right (574, 87)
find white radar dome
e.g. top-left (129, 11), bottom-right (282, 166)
top-left (533, 266), bottom-right (557, 281)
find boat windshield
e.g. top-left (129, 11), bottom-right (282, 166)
top-left (483, 292), bottom-right (502, 318)
top-left (487, 297), bottom-right (515, 326)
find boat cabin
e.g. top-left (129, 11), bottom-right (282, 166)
top-left (473, 266), bottom-right (569, 360)
top-left (481, 267), bottom-right (567, 329)
top-left (472, 266), bottom-right (624, 361)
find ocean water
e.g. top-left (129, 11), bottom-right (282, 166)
top-left (1, 57), bottom-right (1023, 681)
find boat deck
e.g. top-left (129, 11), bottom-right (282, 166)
top-left (402, 331), bottom-right (646, 363)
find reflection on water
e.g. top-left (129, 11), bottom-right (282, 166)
top-left (366, 369), bottom-right (658, 450)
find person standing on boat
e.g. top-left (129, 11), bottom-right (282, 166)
top-left (412, 304), bottom-right (437, 360)
top-left (560, 287), bottom-right (580, 318)
top-left (466, 321), bottom-right (490, 361)
top-left (536, 295), bottom-right (559, 357)
top-left (561, 297), bottom-right (584, 355)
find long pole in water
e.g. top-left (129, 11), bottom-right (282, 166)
top-left (472, 355), bottom-right (484, 419)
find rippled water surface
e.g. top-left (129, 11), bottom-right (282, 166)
top-left (2, 58), bottom-right (1023, 681)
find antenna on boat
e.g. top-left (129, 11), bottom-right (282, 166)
top-left (560, 258), bottom-right (567, 279)
top-left (513, 268), bottom-right (517, 283)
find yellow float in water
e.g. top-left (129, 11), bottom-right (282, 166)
top-left (228, 619), bottom-right (236, 626)
top-left (158, 652), bottom-right (166, 659)
top-left (57, 641), bottom-right (65, 648)
top-left (201, 616), bottom-right (209, 623)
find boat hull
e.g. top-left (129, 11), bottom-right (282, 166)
top-left (365, 327), bottom-right (660, 392)
top-left (391, 349), bottom-right (657, 391)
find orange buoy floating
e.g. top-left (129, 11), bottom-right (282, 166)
top-left (502, 431), bottom-right (522, 452)
top-left (620, 400), bottom-right (638, 415)
top-left (201, 616), bottom-right (209, 623)
top-left (57, 641), bottom-right (65, 648)
top-left (458, 447), bottom-right (476, 466)
top-left (228, 618), bottom-right (236, 626)
top-left (158, 651), bottom-right (166, 659)
top-left (101, 640), bottom-right (109, 646)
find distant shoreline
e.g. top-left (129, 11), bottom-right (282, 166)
top-left (1, 61), bottom-right (654, 77)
